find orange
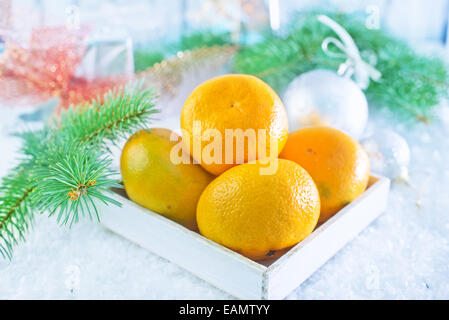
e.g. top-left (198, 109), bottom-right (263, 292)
top-left (196, 159), bottom-right (320, 260)
top-left (121, 128), bottom-right (214, 230)
top-left (279, 126), bottom-right (370, 223)
top-left (181, 74), bottom-right (289, 175)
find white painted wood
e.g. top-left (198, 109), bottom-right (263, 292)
top-left (100, 175), bottom-right (390, 300)
top-left (99, 189), bottom-right (266, 300)
top-left (264, 175), bottom-right (390, 299)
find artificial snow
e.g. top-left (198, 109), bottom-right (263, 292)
top-left (1, 78), bottom-right (449, 300)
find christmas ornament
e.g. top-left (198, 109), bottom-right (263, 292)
top-left (317, 15), bottom-right (381, 90)
top-left (60, 75), bottom-right (129, 111)
top-left (0, 26), bottom-right (130, 113)
top-left (283, 15), bottom-right (381, 140)
top-left (360, 129), bottom-right (410, 182)
top-left (233, 12), bottom-right (447, 121)
top-left (283, 69), bottom-right (368, 139)
top-left (0, 26), bottom-right (88, 106)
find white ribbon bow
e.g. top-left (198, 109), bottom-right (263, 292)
top-left (318, 14), bottom-right (382, 89)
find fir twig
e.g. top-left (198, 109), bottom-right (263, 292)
top-left (0, 84), bottom-right (158, 259)
top-left (0, 165), bottom-right (35, 259)
top-left (134, 30), bottom-right (233, 71)
top-left (232, 11), bottom-right (449, 121)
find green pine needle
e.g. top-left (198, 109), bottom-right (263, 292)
top-left (56, 85), bottom-right (158, 145)
top-left (134, 30), bottom-right (233, 72)
top-left (134, 50), bottom-right (165, 72)
top-left (174, 30), bottom-right (233, 52)
top-left (31, 143), bottom-right (121, 226)
top-left (0, 165), bottom-right (35, 259)
top-left (0, 84), bottom-right (158, 259)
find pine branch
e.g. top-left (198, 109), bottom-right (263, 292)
top-left (134, 30), bottom-right (233, 72)
top-left (0, 165), bottom-right (35, 259)
top-left (0, 84), bottom-right (158, 259)
top-left (30, 142), bottom-right (122, 226)
top-left (56, 85), bottom-right (158, 146)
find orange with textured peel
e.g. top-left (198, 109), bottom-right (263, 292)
top-left (121, 128), bottom-right (214, 230)
top-left (196, 159), bottom-right (320, 260)
top-left (280, 126), bottom-right (370, 223)
top-left (181, 74), bottom-right (289, 175)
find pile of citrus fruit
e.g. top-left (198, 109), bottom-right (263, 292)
top-left (121, 74), bottom-right (370, 261)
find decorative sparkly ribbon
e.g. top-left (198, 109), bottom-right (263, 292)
top-left (318, 14), bottom-right (382, 89)
top-left (0, 26), bottom-right (129, 111)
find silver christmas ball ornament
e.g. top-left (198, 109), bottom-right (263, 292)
top-left (283, 69), bottom-right (369, 139)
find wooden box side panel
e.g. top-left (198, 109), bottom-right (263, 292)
top-left (100, 194), bottom-right (266, 299)
top-left (265, 177), bottom-right (390, 300)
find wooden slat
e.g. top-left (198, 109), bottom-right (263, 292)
top-left (100, 175), bottom-right (389, 299)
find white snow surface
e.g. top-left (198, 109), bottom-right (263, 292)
top-left (1, 86), bottom-right (449, 300)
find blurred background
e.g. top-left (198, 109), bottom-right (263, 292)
top-left (2, 0), bottom-right (449, 46)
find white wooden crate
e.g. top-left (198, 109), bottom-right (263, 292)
top-left (100, 175), bottom-right (390, 299)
